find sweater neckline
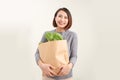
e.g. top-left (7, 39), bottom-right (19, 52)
top-left (53, 29), bottom-right (68, 34)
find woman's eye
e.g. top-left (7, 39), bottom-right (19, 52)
top-left (58, 15), bottom-right (62, 18)
top-left (64, 16), bottom-right (68, 19)
top-left (58, 15), bottom-right (68, 19)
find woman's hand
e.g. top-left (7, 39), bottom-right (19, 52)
top-left (57, 63), bottom-right (73, 76)
top-left (38, 60), bottom-right (57, 77)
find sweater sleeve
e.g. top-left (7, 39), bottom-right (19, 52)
top-left (35, 32), bottom-right (47, 65)
top-left (69, 32), bottom-right (78, 66)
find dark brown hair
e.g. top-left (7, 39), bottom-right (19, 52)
top-left (53, 7), bottom-right (72, 30)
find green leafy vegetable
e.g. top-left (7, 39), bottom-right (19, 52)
top-left (45, 32), bottom-right (63, 41)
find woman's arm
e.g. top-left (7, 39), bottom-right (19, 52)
top-left (35, 32), bottom-right (47, 65)
top-left (69, 32), bottom-right (78, 67)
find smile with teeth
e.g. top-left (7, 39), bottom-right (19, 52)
top-left (58, 22), bottom-right (66, 25)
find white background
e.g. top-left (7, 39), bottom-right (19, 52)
top-left (0, 0), bottom-right (120, 80)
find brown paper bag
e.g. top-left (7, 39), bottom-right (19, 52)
top-left (38, 40), bottom-right (69, 74)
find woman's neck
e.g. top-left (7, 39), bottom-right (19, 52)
top-left (56, 27), bottom-right (65, 32)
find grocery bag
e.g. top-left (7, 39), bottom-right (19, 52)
top-left (38, 40), bottom-right (69, 74)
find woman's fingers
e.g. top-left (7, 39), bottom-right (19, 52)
top-left (49, 69), bottom-right (57, 76)
top-left (49, 65), bottom-right (57, 76)
top-left (47, 72), bottom-right (54, 77)
top-left (49, 65), bottom-right (55, 70)
top-left (57, 66), bottom-right (64, 76)
top-left (57, 64), bottom-right (71, 76)
top-left (43, 70), bottom-right (54, 77)
top-left (46, 65), bottom-right (57, 77)
top-left (41, 64), bottom-right (57, 77)
top-left (58, 67), bottom-right (64, 76)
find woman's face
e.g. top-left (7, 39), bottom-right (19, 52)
top-left (55, 10), bottom-right (68, 28)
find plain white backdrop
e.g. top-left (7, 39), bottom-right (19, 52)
top-left (0, 0), bottom-right (120, 80)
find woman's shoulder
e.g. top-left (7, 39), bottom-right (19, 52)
top-left (66, 30), bottom-right (77, 36)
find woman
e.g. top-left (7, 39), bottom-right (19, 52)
top-left (35, 7), bottom-right (78, 80)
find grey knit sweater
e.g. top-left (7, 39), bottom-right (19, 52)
top-left (35, 29), bottom-right (78, 80)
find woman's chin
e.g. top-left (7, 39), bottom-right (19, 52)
top-left (58, 25), bottom-right (66, 28)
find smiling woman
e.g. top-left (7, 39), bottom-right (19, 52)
top-left (35, 7), bottom-right (78, 80)
top-left (53, 8), bottom-right (72, 31)
top-left (55, 10), bottom-right (69, 29)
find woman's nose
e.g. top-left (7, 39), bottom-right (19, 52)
top-left (61, 17), bottom-right (65, 21)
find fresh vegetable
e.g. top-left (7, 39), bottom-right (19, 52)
top-left (45, 32), bottom-right (63, 41)
top-left (53, 32), bottom-right (63, 40)
top-left (45, 32), bottom-right (53, 41)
